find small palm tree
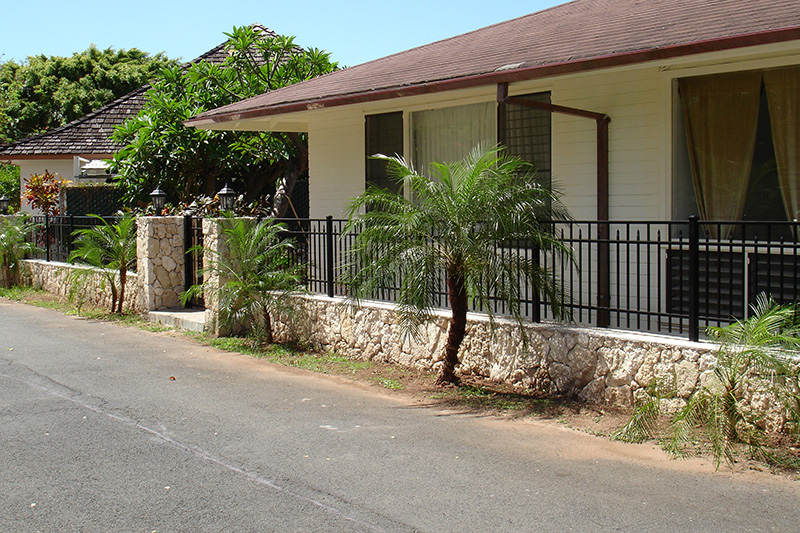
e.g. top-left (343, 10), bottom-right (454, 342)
top-left (344, 144), bottom-right (572, 385)
top-left (183, 217), bottom-right (304, 346)
top-left (614, 295), bottom-right (800, 469)
top-left (0, 216), bottom-right (39, 288)
top-left (69, 213), bottom-right (138, 314)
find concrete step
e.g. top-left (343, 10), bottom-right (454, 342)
top-left (149, 308), bottom-right (205, 333)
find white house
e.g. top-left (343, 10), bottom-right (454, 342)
top-left (186, 0), bottom-right (800, 337)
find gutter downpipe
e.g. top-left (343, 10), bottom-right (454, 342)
top-left (497, 82), bottom-right (611, 327)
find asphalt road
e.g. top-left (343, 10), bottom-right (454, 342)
top-left (1, 300), bottom-right (799, 532)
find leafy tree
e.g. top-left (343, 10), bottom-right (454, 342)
top-left (614, 294), bottom-right (800, 469)
top-left (112, 26), bottom-right (337, 214)
top-left (0, 46), bottom-right (174, 143)
top-left (69, 213), bottom-right (137, 314)
top-left (0, 215), bottom-right (38, 288)
top-left (343, 144), bottom-right (572, 385)
top-left (0, 163), bottom-right (20, 212)
top-left (182, 217), bottom-right (304, 346)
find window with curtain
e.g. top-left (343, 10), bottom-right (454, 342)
top-left (675, 66), bottom-right (800, 234)
top-left (411, 102), bottom-right (495, 176)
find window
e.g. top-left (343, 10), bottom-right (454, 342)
top-left (411, 102), bottom-right (495, 176)
top-left (365, 112), bottom-right (403, 194)
top-left (367, 93), bottom-right (553, 195)
top-left (674, 66), bottom-right (800, 230)
top-left (498, 92), bottom-right (552, 191)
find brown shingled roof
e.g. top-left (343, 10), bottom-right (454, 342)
top-left (186, 0), bottom-right (800, 127)
top-left (0, 24), bottom-right (277, 159)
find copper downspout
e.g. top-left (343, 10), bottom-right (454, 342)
top-left (497, 82), bottom-right (611, 327)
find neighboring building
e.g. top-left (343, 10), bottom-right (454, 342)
top-left (186, 0), bottom-right (800, 337)
top-left (0, 25), bottom-right (277, 214)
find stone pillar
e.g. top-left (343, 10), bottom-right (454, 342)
top-left (201, 217), bottom-right (254, 335)
top-left (201, 218), bottom-right (222, 333)
top-left (137, 216), bottom-right (186, 311)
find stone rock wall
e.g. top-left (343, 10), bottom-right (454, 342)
top-left (270, 294), bottom-right (720, 408)
top-left (136, 217), bottom-right (186, 310)
top-left (21, 259), bottom-right (141, 313)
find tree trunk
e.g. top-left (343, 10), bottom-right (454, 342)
top-left (110, 281), bottom-right (118, 314)
top-left (1, 258), bottom-right (10, 289)
top-left (272, 133), bottom-right (308, 219)
top-left (117, 267), bottom-right (127, 314)
top-left (437, 267), bottom-right (468, 385)
top-left (271, 159), bottom-right (301, 219)
top-left (263, 308), bottom-right (273, 345)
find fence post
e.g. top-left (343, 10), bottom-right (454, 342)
top-left (45, 214), bottom-right (51, 262)
top-left (325, 215), bottom-right (335, 298)
top-left (597, 221), bottom-right (610, 328)
top-left (531, 228), bottom-right (542, 323)
top-left (183, 214), bottom-right (193, 308)
top-left (68, 215), bottom-right (75, 257)
top-left (688, 215), bottom-right (700, 342)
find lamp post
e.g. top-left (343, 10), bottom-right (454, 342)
top-left (150, 186), bottom-right (167, 213)
top-left (217, 184), bottom-right (236, 212)
top-left (0, 194), bottom-right (9, 215)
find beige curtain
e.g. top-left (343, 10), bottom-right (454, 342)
top-left (411, 102), bottom-right (495, 177)
top-left (764, 66), bottom-right (800, 221)
top-left (679, 71), bottom-right (762, 237)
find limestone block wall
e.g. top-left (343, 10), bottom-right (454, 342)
top-left (21, 259), bottom-right (141, 313)
top-left (136, 216), bottom-right (186, 311)
top-left (201, 218), bottom-right (223, 333)
top-left (269, 294), bottom-right (723, 409)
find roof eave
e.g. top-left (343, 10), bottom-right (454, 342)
top-left (0, 152), bottom-right (115, 161)
top-left (185, 26), bottom-right (800, 129)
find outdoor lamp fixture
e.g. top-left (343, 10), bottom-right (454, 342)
top-left (0, 194), bottom-right (9, 215)
top-left (218, 184), bottom-right (236, 211)
top-left (150, 186), bottom-right (167, 213)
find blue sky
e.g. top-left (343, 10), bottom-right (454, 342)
top-left (1, 0), bottom-right (562, 67)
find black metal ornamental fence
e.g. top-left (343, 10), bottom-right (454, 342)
top-left (274, 216), bottom-right (800, 341)
top-left (28, 214), bottom-right (799, 341)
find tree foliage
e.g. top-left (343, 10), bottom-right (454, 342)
top-left (0, 163), bottom-right (20, 212)
top-left (0, 215), bottom-right (38, 288)
top-left (0, 46), bottom-right (174, 143)
top-left (343, 144), bottom-right (572, 385)
top-left (111, 26), bottom-right (337, 212)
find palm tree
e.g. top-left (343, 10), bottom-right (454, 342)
top-left (0, 216), bottom-right (39, 288)
top-left (183, 217), bottom-right (304, 346)
top-left (69, 213), bottom-right (137, 313)
top-left (614, 294), bottom-right (800, 469)
top-left (344, 144), bottom-right (572, 385)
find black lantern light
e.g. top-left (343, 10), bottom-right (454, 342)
top-left (150, 186), bottom-right (167, 213)
top-left (0, 194), bottom-right (9, 215)
top-left (218, 184), bottom-right (236, 211)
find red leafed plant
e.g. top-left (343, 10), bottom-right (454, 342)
top-left (24, 170), bottom-right (70, 216)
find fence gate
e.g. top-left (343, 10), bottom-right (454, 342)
top-left (184, 215), bottom-right (204, 308)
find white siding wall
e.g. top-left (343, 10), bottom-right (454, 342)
top-left (303, 43), bottom-right (800, 224)
top-left (304, 66), bottom-right (667, 221)
top-left (307, 112), bottom-right (365, 219)
top-left (507, 66), bottom-right (666, 221)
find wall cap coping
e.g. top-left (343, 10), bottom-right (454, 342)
top-left (293, 292), bottom-right (719, 352)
